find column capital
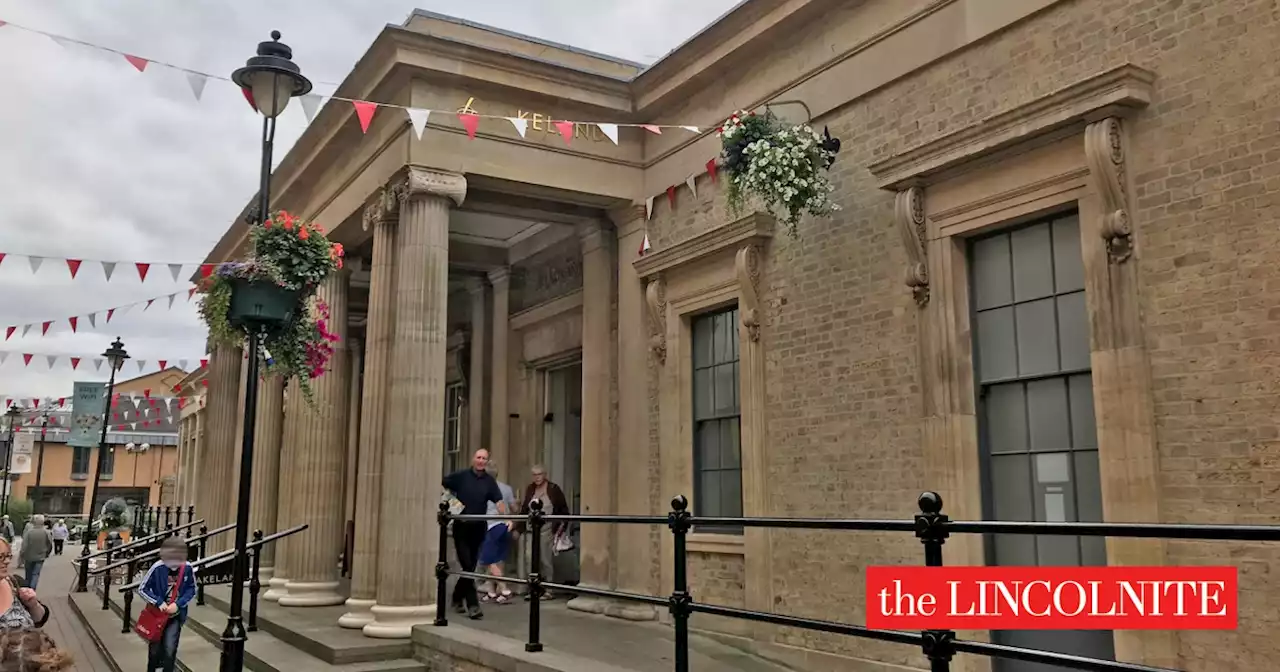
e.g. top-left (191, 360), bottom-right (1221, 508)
top-left (400, 166), bottom-right (466, 208)
top-left (487, 267), bottom-right (511, 286)
top-left (361, 181), bottom-right (402, 232)
top-left (607, 204), bottom-right (647, 236)
top-left (463, 276), bottom-right (486, 296)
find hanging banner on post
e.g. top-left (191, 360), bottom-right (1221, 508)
top-left (68, 382), bottom-right (107, 447)
top-left (9, 433), bottom-right (33, 474)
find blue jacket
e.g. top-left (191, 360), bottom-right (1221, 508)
top-left (137, 561), bottom-right (198, 623)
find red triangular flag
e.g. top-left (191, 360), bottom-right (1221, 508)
top-left (666, 185), bottom-right (677, 208)
top-left (70, 358), bottom-right (80, 370)
top-left (706, 158), bottom-right (718, 184)
top-left (352, 101), bottom-right (377, 133)
top-left (143, 388), bottom-right (151, 398)
top-left (0, 253), bottom-right (5, 266)
top-left (188, 287), bottom-right (197, 300)
top-left (641, 125), bottom-right (662, 135)
top-left (554, 121), bottom-right (574, 145)
top-left (158, 360), bottom-right (167, 370)
top-left (241, 88), bottom-right (257, 111)
top-left (458, 113), bottom-right (480, 139)
top-left (124, 54), bottom-right (148, 72)
top-left (4, 327), bottom-right (13, 341)
top-left (106, 308), bottom-right (115, 322)
top-left (41, 321), bottom-right (52, 335)
top-left (68, 316), bottom-right (78, 332)
top-left (136, 263), bottom-right (150, 282)
top-left (201, 379), bottom-right (208, 387)
top-left (66, 259), bottom-right (82, 279)
top-left (112, 412), bottom-right (119, 420)
top-left (57, 397), bottom-right (65, 406)
top-left (145, 299), bottom-right (155, 311)
top-left (200, 358), bottom-right (208, 368)
top-left (31, 398), bottom-right (38, 408)
top-left (200, 264), bottom-right (215, 278)
top-left (22, 354), bottom-right (32, 366)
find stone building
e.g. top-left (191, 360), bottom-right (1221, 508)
top-left (179, 1), bottom-right (1280, 670)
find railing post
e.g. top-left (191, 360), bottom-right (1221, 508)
top-left (249, 530), bottom-right (263, 632)
top-left (915, 492), bottom-right (955, 672)
top-left (434, 501), bottom-right (451, 627)
top-left (122, 585), bottom-right (134, 633)
top-left (76, 549), bottom-right (89, 593)
top-left (668, 495), bottom-right (692, 672)
top-left (525, 499), bottom-right (545, 653)
top-left (187, 505), bottom-right (196, 532)
top-left (197, 525), bottom-right (208, 606)
top-left (101, 545), bottom-right (115, 611)
top-left (164, 505), bottom-right (173, 530)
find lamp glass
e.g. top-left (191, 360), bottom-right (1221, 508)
top-left (250, 71), bottom-right (292, 119)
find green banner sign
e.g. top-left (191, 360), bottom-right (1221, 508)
top-left (67, 381), bottom-right (107, 448)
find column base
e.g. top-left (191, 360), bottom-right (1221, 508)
top-left (262, 576), bottom-right (289, 602)
top-left (338, 598), bottom-right (377, 629)
top-left (256, 565), bottom-right (275, 584)
top-left (278, 581), bottom-right (346, 607)
top-left (605, 600), bottom-right (658, 621)
top-left (362, 604), bottom-right (438, 639)
top-left (566, 594), bottom-right (609, 615)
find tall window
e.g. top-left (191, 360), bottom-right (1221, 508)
top-left (691, 307), bottom-right (742, 527)
top-left (71, 447), bottom-right (92, 479)
top-left (971, 213), bottom-right (1113, 667)
top-left (101, 445), bottom-right (116, 478)
top-left (443, 383), bottom-right (465, 473)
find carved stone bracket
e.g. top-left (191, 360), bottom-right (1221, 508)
top-left (734, 244), bottom-right (762, 341)
top-left (401, 166), bottom-right (467, 208)
top-left (644, 278), bottom-right (667, 363)
top-left (361, 180), bottom-right (404, 232)
top-left (895, 187), bottom-right (929, 307)
top-left (1085, 117), bottom-right (1134, 263)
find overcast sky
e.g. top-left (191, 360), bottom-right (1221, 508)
top-left (0, 0), bottom-right (739, 401)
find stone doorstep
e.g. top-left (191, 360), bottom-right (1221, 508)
top-left (83, 585), bottom-right (426, 672)
top-left (412, 624), bottom-right (639, 672)
top-left (200, 585), bottom-right (412, 665)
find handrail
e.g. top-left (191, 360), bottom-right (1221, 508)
top-left (437, 495), bottom-right (1280, 672)
top-left (75, 518), bottom-right (206, 564)
top-left (90, 522), bottom-right (236, 575)
top-left (118, 523), bottom-right (309, 593)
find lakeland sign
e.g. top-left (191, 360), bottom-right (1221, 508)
top-left (457, 97), bottom-right (610, 143)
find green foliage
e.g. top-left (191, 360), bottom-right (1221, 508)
top-left (99, 497), bottom-right (130, 529)
top-left (7, 498), bottom-right (32, 535)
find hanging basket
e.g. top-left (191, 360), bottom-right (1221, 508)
top-left (227, 278), bottom-right (301, 330)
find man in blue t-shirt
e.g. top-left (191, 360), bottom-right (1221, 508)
top-left (443, 448), bottom-right (506, 619)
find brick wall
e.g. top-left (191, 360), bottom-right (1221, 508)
top-left (643, 0), bottom-right (1280, 668)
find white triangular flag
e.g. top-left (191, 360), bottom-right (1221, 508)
top-left (87, 313), bottom-right (97, 329)
top-left (27, 256), bottom-right (42, 273)
top-left (136, 360), bottom-right (147, 373)
top-left (406, 108), bottom-right (430, 140)
top-left (508, 117), bottom-right (528, 138)
top-left (680, 126), bottom-right (700, 133)
top-left (645, 195), bottom-right (655, 220)
top-left (186, 72), bottom-right (208, 101)
top-left (639, 232), bottom-right (652, 256)
top-left (686, 174), bottom-right (698, 199)
top-left (101, 262), bottom-right (116, 281)
top-left (20, 325), bottom-right (31, 338)
top-left (143, 408), bottom-right (150, 418)
top-left (300, 94), bottom-right (322, 123)
top-left (0, 353), bottom-right (7, 365)
top-left (48, 35), bottom-right (77, 50)
top-left (597, 123), bottom-right (619, 145)
top-left (168, 264), bottom-right (183, 281)
top-left (168, 293), bottom-right (177, 309)
top-left (46, 355), bottom-right (57, 369)
top-left (117, 303), bottom-right (133, 318)
top-left (93, 358), bottom-right (104, 372)
top-left (130, 422), bottom-right (137, 430)
top-left (178, 359), bottom-right (189, 371)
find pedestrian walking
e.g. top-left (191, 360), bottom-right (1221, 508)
top-left (48, 523), bottom-right (65, 558)
top-left (136, 536), bottom-right (196, 672)
top-left (478, 466), bottom-right (517, 605)
top-left (442, 449), bottom-right (505, 620)
top-left (17, 519), bottom-right (50, 591)
top-left (514, 465), bottom-right (569, 601)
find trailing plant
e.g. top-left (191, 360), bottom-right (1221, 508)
top-left (197, 210), bottom-right (345, 402)
top-left (718, 109), bottom-right (839, 236)
top-left (98, 497), bottom-right (130, 530)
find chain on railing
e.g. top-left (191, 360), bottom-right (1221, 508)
top-left (436, 492), bottom-right (1280, 672)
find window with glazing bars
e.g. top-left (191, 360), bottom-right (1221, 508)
top-left (691, 307), bottom-right (743, 529)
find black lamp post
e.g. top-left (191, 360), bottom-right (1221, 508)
top-left (80, 338), bottom-right (129, 568)
top-left (2, 406), bottom-right (21, 516)
top-left (224, 31), bottom-right (310, 672)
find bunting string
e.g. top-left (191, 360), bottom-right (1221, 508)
top-left (0, 350), bottom-right (203, 374)
top-left (1, 286), bottom-right (200, 341)
top-left (0, 254), bottom-right (230, 283)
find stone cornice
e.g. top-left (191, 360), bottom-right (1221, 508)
top-left (634, 212), bottom-right (775, 279)
top-left (868, 63), bottom-right (1156, 190)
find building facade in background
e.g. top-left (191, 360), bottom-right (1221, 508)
top-left (179, 1), bottom-right (1280, 670)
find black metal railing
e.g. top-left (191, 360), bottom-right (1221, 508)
top-left (436, 493), bottom-right (1280, 672)
top-left (75, 517), bottom-right (207, 593)
top-left (90, 522), bottom-right (236, 612)
top-left (132, 504), bottom-right (197, 537)
top-left (115, 524), bottom-right (309, 634)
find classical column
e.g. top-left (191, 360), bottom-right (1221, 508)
top-left (364, 168), bottom-right (464, 638)
top-left (340, 193), bottom-right (398, 629)
top-left (344, 338), bottom-right (363, 562)
top-left (249, 374), bottom-right (285, 581)
top-left (567, 221), bottom-right (617, 614)
top-left (488, 268), bottom-right (510, 461)
top-left (607, 207), bottom-right (657, 620)
top-left (279, 275), bottom-right (352, 607)
top-left (466, 278), bottom-right (488, 455)
top-left (198, 342), bottom-right (241, 552)
top-left (263, 379), bottom-right (301, 602)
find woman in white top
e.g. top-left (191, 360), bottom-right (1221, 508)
top-left (478, 466), bottom-right (517, 604)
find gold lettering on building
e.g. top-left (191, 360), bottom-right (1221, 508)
top-left (456, 95), bottom-right (608, 143)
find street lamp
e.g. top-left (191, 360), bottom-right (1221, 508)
top-left (224, 30), bottom-right (310, 672)
top-left (80, 338), bottom-right (129, 570)
top-left (34, 409), bottom-right (50, 492)
top-left (2, 406), bottom-right (21, 516)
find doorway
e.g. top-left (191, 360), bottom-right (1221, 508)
top-left (542, 362), bottom-right (581, 582)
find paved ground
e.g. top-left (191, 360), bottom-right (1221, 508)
top-left (32, 551), bottom-right (114, 671)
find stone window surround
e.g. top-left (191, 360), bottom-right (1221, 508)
top-left (869, 63), bottom-right (1177, 668)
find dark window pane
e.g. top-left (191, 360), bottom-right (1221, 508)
top-left (731, 361), bottom-right (740, 410)
top-left (693, 315), bottom-right (713, 368)
top-left (697, 421), bottom-right (721, 471)
top-left (985, 383), bottom-right (1027, 454)
top-left (721, 471), bottom-right (742, 519)
top-left (1057, 291), bottom-right (1090, 371)
top-left (729, 310), bottom-right (740, 360)
top-left (1011, 223), bottom-right (1054, 302)
top-left (1015, 299), bottom-right (1059, 376)
top-left (976, 307), bottom-right (1018, 382)
top-left (720, 420), bottom-right (741, 469)
top-left (1052, 215), bottom-right (1085, 292)
top-left (714, 312), bottom-right (732, 365)
top-left (1073, 451), bottom-right (1107, 566)
top-left (714, 363), bottom-right (737, 415)
top-left (1068, 375), bottom-right (1098, 450)
top-left (973, 235), bottom-right (1013, 310)
top-left (991, 453), bottom-right (1037, 566)
top-left (1026, 378), bottom-right (1070, 452)
top-left (693, 368), bottom-right (713, 421)
top-left (698, 471), bottom-right (721, 517)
